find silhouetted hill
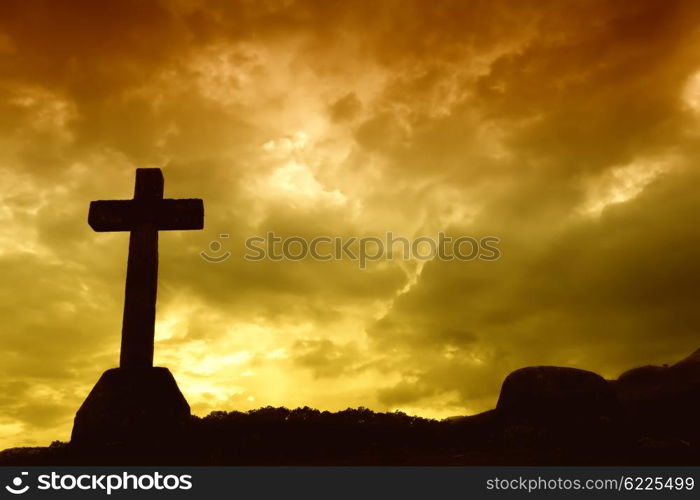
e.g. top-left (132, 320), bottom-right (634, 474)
top-left (2, 350), bottom-right (699, 465)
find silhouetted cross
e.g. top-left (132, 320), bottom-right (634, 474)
top-left (89, 168), bottom-right (204, 368)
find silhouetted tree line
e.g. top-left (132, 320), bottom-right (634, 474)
top-left (2, 350), bottom-right (699, 466)
top-left (189, 406), bottom-right (450, 464)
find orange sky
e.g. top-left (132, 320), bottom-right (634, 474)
top-left (1, 0), bottom-right (700, 449)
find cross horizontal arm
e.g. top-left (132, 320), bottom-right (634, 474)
top-left (157, 199), bottom-right (204, 230)
top-left (89, 199), bottom-right (204, 232)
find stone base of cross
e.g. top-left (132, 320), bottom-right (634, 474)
top-left (71, 367), bottom-right (190, 448)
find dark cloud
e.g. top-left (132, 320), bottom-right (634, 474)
top-left (291, 339), bottom-right (362, 378)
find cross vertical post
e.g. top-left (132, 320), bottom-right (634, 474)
top-left (120, 169), bottom-right (162, 368)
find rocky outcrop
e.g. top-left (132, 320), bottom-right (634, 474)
top-left (493, 366), bottom-right (619, 449)
top-left (497, 366), bottom-right (617, 419)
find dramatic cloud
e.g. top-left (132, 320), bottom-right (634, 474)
top-left (1, 0), bottom-right (699, 447)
